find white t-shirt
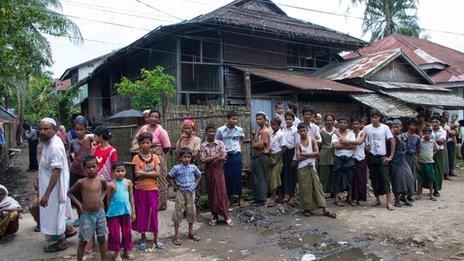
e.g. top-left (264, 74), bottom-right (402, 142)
top-left (297, 139), bottom-right (315, 169)
top-left (331, 131), bottom-right (355, 157)
top-left (270, 130), bottom-right (287, 154)
top-left (431, 127), bottom-right (446, 150)
top-left (363, 123), bottom-right (393, 156)
top-left (282, 125), bottom-right (298, 149)
top-left (353, 130), bottom-right (366, 161)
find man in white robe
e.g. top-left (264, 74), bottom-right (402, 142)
top-left (38, 117), bottom-right (76, 252)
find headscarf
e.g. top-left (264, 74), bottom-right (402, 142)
top-left (182, 119), bottom-right (196, 131)
top-left (41, 117), bottom-right (57, 127)
top-left (0, 185), bottom-right (21, 209)
top-left (74, 115), bottom-right (87, 126)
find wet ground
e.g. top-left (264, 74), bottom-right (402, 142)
top-left (1, 148), bottom-right (464, 260)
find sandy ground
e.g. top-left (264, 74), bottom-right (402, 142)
top-left (1, 148), bottom-right (464, 260)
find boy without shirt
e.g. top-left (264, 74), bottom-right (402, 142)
top-left (68, 155), bottom-right (109, 261)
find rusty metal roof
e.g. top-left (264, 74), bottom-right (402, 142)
top-left (366, 81), bottom-right (450, 92)
top-left (350, 93), bottom-right (417, 118)
top-left (233, 66), bottom-right (372, 93)
top-left (313, 49), bottom-right (433, 84)
top-left (380, 90), bottom-right (464, 109)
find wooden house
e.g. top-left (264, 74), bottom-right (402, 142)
top-left (345, 34), bottom-right (464, 118)
top-left (314, 49), bottom-right (464, 117)
top-left (83, 0), bottom-right (368, 123)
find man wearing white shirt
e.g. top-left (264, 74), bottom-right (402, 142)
top-left (331, 116), bottom-right (356, 206)
top-left (281, 112), bottom-right (298, 206)
top-left (354, 110), bottom-right (396, 211)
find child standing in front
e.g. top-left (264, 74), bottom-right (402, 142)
top-left (417, 127), bottom-right (438, 201)
top-left (92, 125), bottom-right (118, 182)
top-left (68, 155), bottom-right (108, 261)
top-left (107, 162), bottom-right (136, 261)
top-left (296, 123), bottom-right (336, 218)
top-left (131, 132), bottom-right (163, 250)
top-left (168, 147), bottom-right (201, 245)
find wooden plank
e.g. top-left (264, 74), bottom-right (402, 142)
top-left (244, 71), bottom-right (251, 107)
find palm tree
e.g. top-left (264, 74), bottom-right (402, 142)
top-left (351, 0), bottom-right (422, 42)
top-left (0, 0), bottom-right (83, 136)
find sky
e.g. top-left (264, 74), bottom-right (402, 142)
top-left (46, 0), bottom-right (464, 78)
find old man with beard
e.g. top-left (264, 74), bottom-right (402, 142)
top-left (38, 118), bottom-right (77, 252)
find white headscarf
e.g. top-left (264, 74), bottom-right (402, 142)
top-left (41, 117), bottom-right (57, 127)
top-left (0, 185), bottom-right (21, 210)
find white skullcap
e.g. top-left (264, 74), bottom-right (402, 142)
top-left (41, 117), bottom-right (57, 127)
top-left (143, 110), bottom-right (150, 115)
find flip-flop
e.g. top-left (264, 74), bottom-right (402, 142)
top-left (387, 204), bottom-right (395, 211)
top-left (172, 237), bottom-right (182, 245)
top-left (266, 200), bottom-right (276, 207)
top-left (370, 201), bottom-right (381, 207)
top-left (65, 229), bottom-right (78, 239)
top-left (323, 209), bottom-right (337, 219)
top-left (122, 252), bottom-right (135, 260)
top-left (288, 200), bottom-right (297, 207)
top-left (154, 242), bottom-right (164, 249)
top-left (239, 201), bottom-right (246, 208)
top-left (303, 210), bottom-right (312, 217)
top-left (43, 242), bottom-right (67, 253)
top-left (188, 233), bottom-right (201, 241)
top-left (430, 197), bottom-right (437, 201)
top-left (113, 256), bottom-right (122, 261)
top-left (226, 218), bottom-right (234, 227)
top-left (138, 242), bottom-right (148, 250)
top-left (208, 219), bottom-right (218, 226)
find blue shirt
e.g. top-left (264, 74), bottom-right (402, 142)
top-left (168, 163), bottom-right (201, 194)
top-left (403, 132), bottom-right (420, 155)
top-left (216, 124), bottom-right (245, 153)
top-left (107, 179), bottom-right (132, 218)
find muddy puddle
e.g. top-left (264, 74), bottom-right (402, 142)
top-left (233, 205), bottom-right (384, 260)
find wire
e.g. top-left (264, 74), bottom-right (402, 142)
top-left (133, 0), bottom-right (183, 20)
top-left (62, 0), bottom-right (178, 23)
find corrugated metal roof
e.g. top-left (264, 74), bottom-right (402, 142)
top-left (313, 49), bottom-right (401, 81)
top-left (350, 93), bottom-right (417, 118)
top-left (344, 34), bottom-right (464, 84)
top-left (381, 90), bottom-right (464, 109)
top-left (233, 66), bottom-right (372, 93)
top-left (366, 81), bottom-right (450, 92)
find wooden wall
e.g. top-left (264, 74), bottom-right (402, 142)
top-left (368, 59), bottom-right (428, 83)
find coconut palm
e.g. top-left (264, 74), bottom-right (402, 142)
top-left (351, 0), bottom-right (422, 42)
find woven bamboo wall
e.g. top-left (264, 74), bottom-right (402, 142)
top-left (108, 105), bottom-right (252, 172)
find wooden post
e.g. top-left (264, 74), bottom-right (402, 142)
top-left (219, 37), bottom-right (224, 105)
top-left (244, 71), bottom-right (251, 107)
top-left (176, 37), bottom-right (182, 105)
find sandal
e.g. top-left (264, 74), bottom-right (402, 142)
top-left (335, 201), bottom-right (346, 207)
top-left (188, 233), bottom-right (201, 241)
top-left (303, 210), bottom-right (312, 217)
top-left (370, 201), bottom-right (381, 207)
top-left (65, 228), bottom-right (78, 239)
top-left (43, 242), bottom-right (67, 253)
top-left (138, 242), bottom-right (148, 250)
top-left (323, 210), bottom-right (337, 219)
top-left (172, 237), bottom-right (183, 245)
top-left (226, 218), bottom-right (234, 227)
top-left (430, 197), bottom-right (437, 201)
top-left (387, 204), bottom-right (395, 211)
top-left (266, 199), bottom-right (276, 207)
top-left (154, 242), bottom-right (164, 249)
top-left (122, 252), bottom-right (135, 260)
top-left (208, 218), bottom-right (218, 226)
top-left (288, 200), bottom-right (297, 207)
top-left (239, 200), bottom-right (246, 208)
top-left (114, 256), bottom-right (122, 261)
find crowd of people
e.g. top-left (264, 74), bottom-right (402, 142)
top-left (0, 102), bottom-right (462, 260)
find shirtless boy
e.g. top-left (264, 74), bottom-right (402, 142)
top-left (68, 155), bottom-right (109, 261)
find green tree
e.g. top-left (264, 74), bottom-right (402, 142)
top-left (116, 66), bottom-right (176, 111)
top-left (20, 71), bottom-right (79, 127)
top-left (0, 0), bottom-right (82, 131)
top-left (351, 0), bottom-right (423, 42)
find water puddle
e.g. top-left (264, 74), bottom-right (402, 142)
top-left (280, 234), bottom-right (324, 249)
top-left (322, 248), bottom-right (381, 261)
top-left (260, 226), bottom-right (298, 237)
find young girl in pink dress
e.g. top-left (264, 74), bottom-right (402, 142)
top-left (92, 125), bottom-right (119, 182)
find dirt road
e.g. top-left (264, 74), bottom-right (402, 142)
top-left (1, 149), bottom-right (464, 260)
